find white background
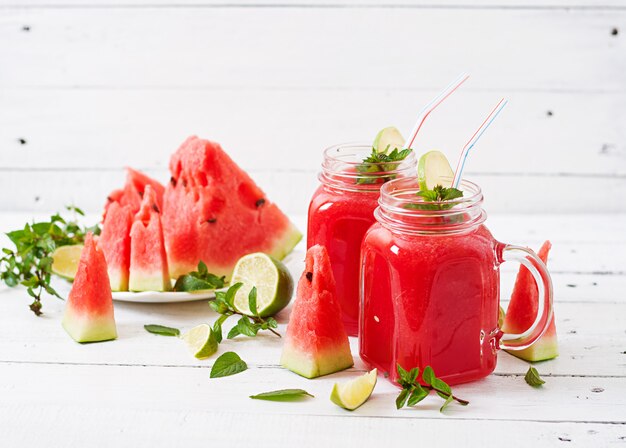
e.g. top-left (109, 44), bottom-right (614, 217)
top-left (1, 0), bottom-right (625, 214)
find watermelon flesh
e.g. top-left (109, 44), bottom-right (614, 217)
top-left (62, 233), bottom-right (117, 343)
top-left (104, 167), bottom-right (164, 220)
top-left (129, 185), bottom-right (171, 292)
top-left (280, 244), bottom-right (353, 378)
top-left (502, 240), bottom-right (558, 361)
top-left (99, 202), bottom-right (133, 291)
top-left (162, 136), bottom-right (302, 279)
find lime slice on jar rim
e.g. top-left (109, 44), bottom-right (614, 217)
top-left (417, 150), bottom-right (455, 190)
top-left (182, 324), bottom-right (218, 359)
top-left (51, 244), bottom-right (84, 281)
top-left (330, 369), bottom-right (378, 411)
top-left (372, 127), bottom-right (405, 153)
top-left (231, 252), bottom-right (294, 317)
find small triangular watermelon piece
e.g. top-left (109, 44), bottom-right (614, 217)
top-left (62, 233), bottom-right (117, 343)
top-left (99, 202), bottom-right (133, 291)
top-left (162, 136), bottom-right (302, 279)
top-left (280, 245), bottom-right (353, 378)
top-left (502, 240), bottom-right (558, 361)
top-left (104, 168), bottom-right (164, 220)
top-left (129, 185), bottom-right (170, 291)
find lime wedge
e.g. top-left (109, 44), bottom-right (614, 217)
top-left (330, 369), bottom-right (377, 411)
top-left (182, 324), bottom-right (218, 359)
top-left (373, 127), bottom-right (405, 153)
top-left (231, 252), bottom-right (294, 317)
top-left (51, 244), bottom-right (84, 280)
top-left (417, 150), bottom-right (454, 190)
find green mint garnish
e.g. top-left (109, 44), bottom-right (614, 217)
top-left (144, 324), bottom-right (180, 337)
top-left (395, 364), bottom-right (469, 412)
top-left (173, 260), bottom-right (225, 292)
top-left (404, 184), bottom-right (464, 211)
top-left (0, 205), bottom-right (100, 315)
top-left (356, 146), bottom-right (413, 185)
top-left (250, 389), bottom-right (314, 401)
top-left (210, 351), bottom-right (248, 378)
top-left (524, 366), bottom-right (546, 387)
top-left (209, 283), bottom-right (280, 341)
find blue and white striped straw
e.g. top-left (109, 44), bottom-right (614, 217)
top-left (452, 98), bottom-right (509, 189)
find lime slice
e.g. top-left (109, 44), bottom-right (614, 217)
top-left (182, 324), bottom-right (218, 359)
top-left (330, 369), bottom-right (377, 411)
top-left (417, 150), bottom-right (454, 190)
top-left (373, 127), bottom-right (405, 153)
top-left (231, 252), bottom-right (294, 317)
top-left (51, 244), bottom-right (84, 280)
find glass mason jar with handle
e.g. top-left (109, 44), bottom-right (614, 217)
top-left (359, 177), bottom-right (553, 385)
top-left (307, 143), bottom-right (417, 336)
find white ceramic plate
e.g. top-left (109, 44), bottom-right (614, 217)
top-left (112, 289), bottom-right (225, 303)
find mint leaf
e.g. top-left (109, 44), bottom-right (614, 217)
top-left (250, 389), bottom-right (314, 401)
top-left (525, 366), bottom-right (545, 387)
top-left (210, 352), bottom-right (248, 378)
top-left (356, 147), bottom-right (413, 184)
top-left (395, 388), bottom-right (411, 409)
top-left (422, 366), bottom-right (435, 385)
top-left (407, 385), bottom-right (429, 406)
top-left (225, 282), bottom-right (243, 308)
top-left (439, 394), bottom-right (454, 412)
top-left (248, 286), bottom-right (258, 316)
top-left (173, 262), bottom-right (225, 292)
top-left (144, 324), bottom-right (180, 337)
top-left (405, 185), bottom-right (464, 211)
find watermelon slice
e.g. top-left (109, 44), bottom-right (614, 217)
top-left (502, 240), bottom-right (558, 361)
top-left (62, 232), bottom-right (117, 343)
top-left (99, 202), bottom-right (133, 291)
top-left (162, 136), bottom-right (302, 279)
top-left (280, 244), bottom-right (353, 378)
top-left (104, 167), bottom-right (164, 219)
top-left (129, 185), bottom-right (171, 291)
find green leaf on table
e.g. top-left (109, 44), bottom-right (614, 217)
top-left (439, 394), bottom-right (455, 413)
top-left (144, 324), bottom-right (180, 337)
top-left (395, 387), bottom-right (411, 410)
top-left (525, 366), bottom-right (546, 387)
top-left (210, 351), bottom-right (248, 378)
top-left (250, 389), bottom-right (314, 401)
top-left (407, 384), bottom-right (429, 406)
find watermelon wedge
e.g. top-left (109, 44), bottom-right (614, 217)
top-left (502, 240), bottom-right (558, 361)
top-left (162, 136), bottom-right (302, 279)
top-left (129, 185), bottom-right (171, 292)
top-left (104, 167), bottom-right (164, 219)
top-left (62, 232), bottom-right (117, 343)
top-left (99, 202), bottom-right (133, 291)
top-left (280, 245), bottom-right (353, 378)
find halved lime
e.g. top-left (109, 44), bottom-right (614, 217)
top-left (330, 369), bottom-right (377, 411)
top-left (182, 324), bottom-right (218, 359)
top-left (231, 252), bottom-right (294, 317)
top-left (51, 244), bottom-right (84, 280)
top-left (417, 150), bottom-right (454, 190)
top-left (373, 127), bottom-right (405, 153)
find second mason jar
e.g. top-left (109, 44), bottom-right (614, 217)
top-left (307, 143), bottom-right (417, 336)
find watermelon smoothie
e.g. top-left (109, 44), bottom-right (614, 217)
top-left (307, 144), bottom-right (416, 336)
top-left (360, 178), bottom-right (553, 385)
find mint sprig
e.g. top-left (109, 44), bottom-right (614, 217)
top-left (0, 205), bottom-right (100, 315)
top-left (144, 324), bottom-right (180, 337)
top-left (173, 261), bottom-right (225, 292)
top-left (250, 389), bottom-right (314, 401)
top-left (209, 283), bottom-right (280, 340)
top-left (356, 146), bottom-right (413, 185)
top-left (404, 184), bottom-right (464, 211)
top-left (395, 364), bottom-right (469, 412)
top-left (210, 351), bottom-right (248, 378)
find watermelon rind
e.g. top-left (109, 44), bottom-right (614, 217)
top-left (507, 334), bottom-right (559, 362)
top-left (62, 312), bottom-right (117, 343)
top-left (129, 272), bottom-right (171, 293)
top-left (281, 343), bottom-right (354, 379)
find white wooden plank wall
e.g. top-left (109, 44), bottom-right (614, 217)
top-left (0, 1), bottom-right (624, 214)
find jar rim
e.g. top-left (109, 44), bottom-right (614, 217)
top-left (320, 142), bottom-right (417, 192)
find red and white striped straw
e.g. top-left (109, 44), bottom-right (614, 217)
top-left (405, 72), bottom-right (470, 149)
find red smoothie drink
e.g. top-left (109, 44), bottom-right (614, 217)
top-left (360, 178), bottom-right (553, 385)
top-left (307, 143), bottom-right (416, 336)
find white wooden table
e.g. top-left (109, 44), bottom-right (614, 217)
top-left (0, 212), bottom-right (624, 447)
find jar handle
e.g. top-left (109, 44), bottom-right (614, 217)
top-left (497, 244), bottom-right (554, 351)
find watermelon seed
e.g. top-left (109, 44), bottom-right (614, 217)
top-left (306, 272), bottom-right (313, 282)
top-left (170, 177), bottom-right (177, 186)
top-left (183, 179), bottom-right (188, 187)
top-left (139, 191), bottom-right (144, 198)
top-left (106, 196), bottom-right (113, 202)
top-left (152, 204), bottom-right (160, 213)
top-left (207, 218), bottom-right (217, 224)
top-left (255, 198), bottom-right (266, 208)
